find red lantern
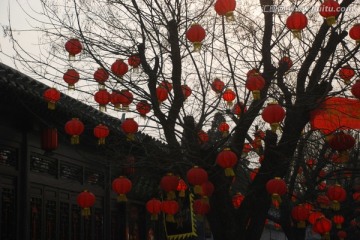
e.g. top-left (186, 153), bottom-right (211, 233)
top-left (232, 192), bottom-right (245, 209)
top-left (266, 177), bottom-right (287, 208)
top-left (319, 0), bottom-right (340, 26)
top-left (216, 148), bottom-right (238, 177)
top-left (41, 128), bottom-right (58, 151)
top-left (339, 65), bottom-right (355, 84)
top-left (250, 168), bottom-right (258, 181)
top-left (128, 54), bottom-right (141, 70)
top-left (306, 159), bottom-right (316, 169)
top-left (160, 173), bottom-right (179, 200)
top-left (93, 124), bottom-right (109, 145)
top-left (94, 89), bottom-right (111, 112)
top-left (326, 184), bottom-right (346, 211)
top-left (222, 88), bottom-right (236, 107)
top-left (232, 102), bottom-right (247, 117)
top-left (214, 0), bottom-right (236, 21)
top-left (198, 130), bottom-right (209, 144)
top-left (112, 176), bottom-right (132, 202)
top-left (193, 199), bottom-right (210, 218)
top-left (349, 23), bottom-right (360, 44)
top-left (181, 84), bottom-right (192, 100)
top-left (337, 230), bottom-right (347, 240)
top-left (262, 102), bottom-right (286, 132)
top-left (245, 74), bottom-right (265, 100)
top-left (353, 192), bottom-right (360, 202)
top-left (146, 198), bottom-right (162, 220)
top-left (351, 80), bottom-right (360, 99)
top-left (333, 215), bottom-right (344, 229)
top-left (312, 217), bottom-right (332, 239)
top-left (279, 56), bottom-right (293, 71)
top-left (186, 23), bottom-right (206, 52)
top-left (65, 38), bottom-right (82, 60)
top-left (161, 200), bottom-right (179, 222)
top-left (110, 91), bottom-right (122, 109)
top-left (318, 182), bottom-right (327, 191)
top-left (200, 181), bottom-right (214, 199)
top-left (43, 88), bottom-right (60, 110)
top-left (247, 68), bottom-right (259, 77)
top-left (308, 211), bottom-right (324, 225)
top-left (121, 118), bottom-right (138, 141)
top-left (211, 78), bottom-right (225, 94)
top-left (317, 195), bottom-right (330, 209)
top-left (291, 204), bottom-right (310, 228)
top-left (94, 68), bottom-right (109, 89)
top-left (77, 190), bottom-right (96, 216)
top-left (136, 100), bottom-right (151, 118)
top-left (160, 80), bottom-right (173, 92)
top-left (242, 143), bottom-right (252, 155)
top-left (156, 86), bottom-right (168, 104)
top-left (63, 69), bottom-right (80, 90)
top-left (286, 11), bottom-right (308, 39)
top-left (218, 122), bottom-right (230, 137)
top-left (328, 132), bottom-right (355, 162)
top-left (177, 178), bottom-right (188, 197)
top-left (187, 166), bottom-right (208, 194)
top-left (111, 59), bottom-right (128, 79)
top-left (64, 118), bottom-right (84, 144)
top-left (117, 89), bottom-right (133, 111)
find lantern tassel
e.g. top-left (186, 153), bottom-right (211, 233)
top-left (98, 83), bottom-right (105, 90)
top-left (68, 84), bottom-right (75, 90)
top-left (222, 131), bottom-right (229, 138)
top-left (271, 193), bottom-right (282, 208)
top-left (331, 200), bottom-right (340, 211)
top-left (297, 221), bottom-right (306, 228)
top-left (325, 16), bottom-right (336, 26)
top-left (179, 190), bottom-right (185, 198)
top-left (166, 214), bottom-right (175, 222)
top-left (227, 101), bottom-right (233, 108)
top-left (98, 138), bottom-right (105, 145)
top-left (252, 90), bottom-right (260, 100)
top-left (193, 42), bottom-right (202, 52)
top-left (71, 135), bottom-right (80, 144)
top-left (196, 215), bottom-right (204, 221)
top-left (114, 104), bottom-right (121, 110)
top-left (117, 194), bottom-right (128, 202)
top-left (292, 30), bottom-right (302, 40)
top-left (68, 54), bottom-right (75, 61)
top-left (166, 191), bottom-right (176, 200)
top-left (224, 168), bottom-right (235, 177)
top-left (47, 102), bottom-right (56, 110)
top-left (81, 207), bottom-right (91, 216)
top-left (121, 105), bottom-right (129, 112)
top-left (194, 185), bottom-right (202, 195)
top-left (202, 197), bottom-right (209, 204)
top-left (126, 134), bottom-right (135, 141)
top-left (270, 123), bottom-right (279, 132)
top-left (99, 105), bottom-right (107, 112)
top-left (151, 214), bottom-right (158, 221)
top-left (336, 223), bottom-right (342, 229)
top-left (225, 12), bottom-right (235, 22)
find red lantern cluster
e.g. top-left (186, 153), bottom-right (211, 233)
top-left (65, 38), bottom-right (82, 60)
top-left (161, 200), bottom-right (179, 222)
top-left (94, 68), bottom-right (109, 89)
top-left (286, 11), bottom-right (308, 39)
top-left (121, 118), bottom-right (138, 141)
top-left (349, 23), bottom-right (360, 44)
top-left (187, 166), bottom-right (208, 195)
top-left (339, 65), bottom-right (355, 84)
top-left (266, 177), bottom-right (287, 208)
top-left (93, 124), bottom-right (109, 145)
top-left (111, 59), bottom-right (128, 79)
top-left (326, 184), bottom-right (346, 211)
top-left (136, 100), bottom-right (151, 118)
top-left (63, 69), bottom-right (80, 90)
top-left (77, 190), bottom-right (96, 217)
top-left (232, 192), bottom-right (245, 209)
top-left (319, 0), bottom-right (340, 26)
top-left (43, 88), bottom-right (60, 110)
top-left (64, 118), bottom-right (84, 144)
top-left (351, 80), bottom-right (360, 99)
top-left (94, 89), bottom-right (111, 112)
top-left (160, 173), bottom-right (179, 200)
top-left (222, 88), bottom-right (236, 107)
top-left (291, 204), bottom-right (310, 228)
top-left (112, 176), bottom-right (132, 202)
top-left (211, 78), bottom-right (225, 94)
top-left (261, 102), bottom-right (286, 132)
top-left (146, 198), bottom-right (162, 220)
top-left (216, 148), bottom-right (238, 177)
top-left (245, 72), bottom-right (265, 100)
top-left (214, 0), bottom-right (236, 21)
top-left (186, 23), bottom-right (206, 52)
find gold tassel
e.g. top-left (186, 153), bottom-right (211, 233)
top-left (222, 131), bottom-right (229, 137)
top-left (194, 185), bottom-right (202, 195)
top-left (179, 190), bottom-right (185, 198)
top-left (320, 203), bottom-right (329, 209)
top-left (114, 104), bottom-right (121, 110)
top-left (81, 207), bottom-right (90, 216)
top-left (292, 30), bottom-right (302, 40)
top-left (117, 194), bottom-right (127, 202)
top-left (166, 191), bottom-right (176, 200)
top-left (297, 221), bottom-right (306, 228)
top-left (166, 214), bottom-right (175, 222)
top-left (99, 105), bottom-right (106, 112)
top-left (252, 90), bottom-right (260, 100)
top-left (121, 105), bottom-right (129, 112)
top-left (196, 215), bottom-right (204, 221)
top-left (47, 102), bottom-right (56, 110)
top-left (151, 214), bottom-right (158, 221)
top-left (225, 168), bottom-right (235, 177)
top-left (331, 201), bottom-right (340, 211)
top-left (126, 134), bottom-right (135, 141)
top-left (325, 17), bottom-right (336, 26)
top-left (193, 42), bottom-right (202, 52)
top-left (271, 194), bottom-right (282, 208)
top-left (270, 123), bottom-right (279, 132)
top-left (202, 197), bottom-right (209, 204)
top-left (71, 135), bottom-right (80, 144)
top-left (225, 12), bottom-right (235, 22)
top-left (227, 101), bottom-right (233, 108)
top-left (98, 138), bottom-right (105, 145)
top-left (68, 84), bottom-right (75, 90)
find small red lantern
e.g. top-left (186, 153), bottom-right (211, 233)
top-left (65, 38), bottom-right (82, 60)
top-left (136, 100), bottom-right (151, 118)
top-left (291, 204), bottom-right (310, 228)
top-left (247, 68), bottom-right (259, 77)
top-left (200, 181), bottom-right (214, 199)
top-left (128, 54), bottom-right (141, 70)
top-left (93, 124), bottom-right (109, 145)
top-left (218, 122), bottom-right (230, 137)
top-left (308, 211), bottom-right (324, 225)
top-left (222, 88), bottom-right (236, 107)
top-left (326, 184), bottom-right (346, 211)
top-left (353, 192), bottom-right (360, 202)
top-left (117, 89), bottom-right (133, 111)
top-left (214, 0), bottom-right (236, 21)
top-left (94, 68), bottom-right (109, 89)
top-left (63, 69), bottom-right (80, 90)
top-left (317, 195), bottom-right (330, 209)
top-left (232, 102), bottom-right (247, 117)
top-left (286, 11), bottom-right (308, 39)
top-left (337, 230), bottom-right (347, 240)
top-left (242, 143), bottom-right (252, 156)
top-left (232, 192), bottom-right (245, 209)
top-left (198, 130), bottom-right (209, 144)
top-left (250, 168), bottom-right (258, 181)
top-left (339, 65), bottom-right (355, 84)
top-left (110, 91), bottom-right (122, 109)
top-left (245, 74), bottom-right (265, 100)
top-left (94, 89), bottom-right (111, 112)
top-left (216, 148), bottom-right (238, 177)
top-left (211, 78), bottom-right (225, 94)
top-left (43, 88), bottom-right (60, 110)
top-left (160, 173), bottom-right (179, 200)
top-left (64, 118), bottom-right (84, 144)
top-left (161, 200), bottom-right (179, 222)
top-left (351, 79), bottom-right (360, 99)
top-left (177, 178), bottom-right (188, 197)
top-left (312, 217), bottom-right (332, 239)
top-left (319, 0), bottom-right (340, 26)
top-left (121, 118), bottom-right (138, 141)
top-left (349, 23), bottom-right (360, 44)
top-left (262, 102), bottom-right (286, 132)
top-left (266, 177), bottom-right (287, 208)
top-left (279, 56), bottom-right (293, 71)
top-left (156, 86), bottom-right (168, 104)
top-left (77, 190), bottom-right (96, 216)
top-left (181, 84), bottom-right (192, 100)
top-left (112, 176), bottom-right (132, 202)
top-left (111, 59), bottom-right (128, 79)
top-left (146, 198), bottom-right (162, 220)
top-left (41, 128), bottom-right (58, 151)
top-left (306, 159), bottom-right (316, 169)
top-left (193, 199), bottom-right (210, 219)
top-left (160, 80), bottom-right (173, 92)
top-left (328, 132), bottom-right (355, 162)
top-left (187, 166), bottom-right (208, 194)
top-left (318, 182), bottom-right (327, 191)
top-left (333, 215), bottom-right (344, 229)
top-left (186, 23), bottom-right (206, 52)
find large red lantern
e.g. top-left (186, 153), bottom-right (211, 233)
top-left (64, 118), bottom-right (84, 144)
top-left (232, 102), bottom-right (247, 117)
top-left (351, 79), bottom-right (360, 99)
top-left (214, 0), bottom-right (236, 21)
top-left (232, 192), bottom-right (245, 209)
top-left (160, 173), bottom-right (179, 200)
top-left (111, 59), bottom-right (128, 79)
top-left (198, 130), bottom-right (209, 144)
top-left (181, 84), bottom-right (192, 100)
top-left (177, 178), bottom-right (188, 197)
top-left (187, 166), bottom-right (208, 194)
top-left (136, 100), bottom-right (151, 118)
top-left (326, 184), bottom-right (347, 211)
top-left (117, 89), bottom-right (133, 111)
top-left (121, 118), bottom-right (138, 141)
top-left (291, 204), bottom-right (310, 228)
top-left (93, 124), bottom-right (109, 145)
top-left (216, 148), bottom-right (238, 176)
top-left (43, 88), bottom-right (60, 110)
top-left (286, 11), bottom-right (308, 39)
top-left (128, 54), bottom-right (141, 70)
top-left (339, 65), bottom-right (355, 84)
top-left (245, 74), bottom-right (265, 100)
top-left (319, 0), bottom-right (340, 26)
top-left (156, 86), bottom-right (168, 104)
top-left (279, 56), bottom-right (293, 71)
top-left (161, 200), bottom-right (179, 222)
top-left (112, 176), bottom-right (132, 202)
top-left (312, 217), bottom-right (332, 239)
top-left (308, 211), bottom-right (324, 225)
top-left (218, 122), bottom-right (230, 137)
top-left (222, 88), bottom-right (236, 107)
top-left (349, 23), bottom-right (360, 44)
top-left (77, 190), bottom-right (96, 216)
top-left (94, 68), bottom-right (109, 89)
top-left (63, 69), bottom-right (80, 90)
top-left (160, 80), bottom-right (173, 92)
top-left (262, 102), bottom-right (286, 132)
top-left (211, 78), bottom-right (225, 94)
top-left (94, 89), bottom-right (111, 112)
top-left (65, 38), bottom-right (82, 60)
top-left (186, 23), bottom-right (206, 52)
top-left (266, 177), bottom-right (287, 208)
top-left (193, 199), bottom-right (210, 219)
top-left (146, 198), bottom-right (162, 220)
top-left (41, 128), bottom-right (58, 151)
top-left (333, 215), bottom-right (344, 229)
